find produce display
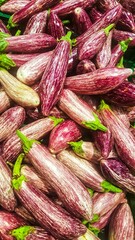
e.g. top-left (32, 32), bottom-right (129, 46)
top-left (0, 0), bottom-right (135, 239)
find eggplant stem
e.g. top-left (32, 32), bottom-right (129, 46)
top-left (10, 225), bottom-right (35, 240)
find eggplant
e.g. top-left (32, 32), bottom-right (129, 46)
top-left (7, 0), bottom-right (59, 28)
top-left (102, 81), bottom-right (135, 106)
top-left (0, 33), bottom-right (56, 53)
top-left (117, 8), bottom-right (135, 32)
top-left (24, 10), bottom-right (48, 34)
top-left (0, 0), bottom-right (30, 13)
top-left (2, 116), bottom-right (63, 162)
top-left (108, 203), bottom-right (134, 240)
top-left (0, 19), bottom-right (10, 34)
top-left (39, 37), bottom-right (70, 116)
top-left (89, 6), bottom-right (103, 23)
top-left (78, 24), bottom-right (114, 61)
top-left (76, 59), bottom-right (96, 74)
top-left (0, 87), bottom-right (11, 114)
top-left (49, 119), bottom-right (82, 154)
top-left (77, 229), bottom-right (101, 240)
top-left (127, 106), bottom-right (135, 122)
top-left (16, 134), bottom-right (93, 221)
top-left (58, 89), bottom-right (107, 131)
top-left (65, 67), bottom-right (132, 95)
top-left (96, 0), bottom-right (118, 13)
top-left (99, 100), bottom-right (135, 171)
top-left (0, 106), bottom-right (25, 142)
top-left (48, 12), bottom-right (65, 39)
top-left (0, 68), bottom-right (40, 108)
top-left (15, 205), bottom-right (36, 224)
top-left (111, 105), bottom-right (130, 129)
top-left (113, 29), bottom-right (135, 47)
top-left (120, 0), bottom-right (135, 14)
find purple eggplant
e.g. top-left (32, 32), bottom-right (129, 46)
top-left (102, 81), bottom-right (135, 106)
top-left (49, 119), bottom-right (82, 154)
top-left (76, 59), bottom-right (96, 74)
top-left (69, 140), bottom-right (102, 163)
top-left (0, 19), bottom-right (10, 34)
top-left (58, 89), bottom-right (107, 131)
top-left (2, 116), bottom-right (63, 162)
top-left (39, 37), bottom-right (70, 116)
top-left (67, 47), bottom-right (79, 74)
top-left (99, 100), bottom-right (135, 171)
top-left (78, 24), bottom-right (114, 61)
top-left (17, 51), bottom-right (53, 85)
top-left (117, 8), bottom-right (135, 32)
top-left (113, 29), bottom-right (135, 47)
top-left (100, 158), bottom-right (135, 193)
top-left (127, 106), bottom-right (135, 122)
top-left (0, 87), bottom-right (11, 114)
top-left (48, 12), bottom-right (65, 39)
top-left (111, 105), bottom-right (130, 128)
top-left (120, 0), bottom-right (135, 14)
top-left (0, 156), bottom-right (17, 211)
top-left (0, 106), bottom-right (25, 142)
top-left (65, 67), bottom-right (132, 95)
top-left (16, 134), bottom-right (93, 221)
top-left (24, 10), bottom-right (48, 34)
top-left (96, 0), bottom-right (118, 13)
top-left (89, 6), bottom-right (103, 23)
top-left (73, 7), bottom-right (92, 35)
top-left (0, 33), bottom-right (56, 53)
top-left (77, 4), bottom-right (122, 44)
top-left (15, 205), bottom-right (36, 224)
top-left (0, 0), bottom-right (30, 13)
top-left (51, 0), bottom-right (96, 16)
top-left (108, 203), bottom-right (134, 240)
top-left (7, 0), bottom-right (59, 28)
top-left (96, 30), bottom-right (113, 69)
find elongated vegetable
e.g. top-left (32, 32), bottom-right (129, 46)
top-left (120, 0), bottom-right (135, 14)
top-left (99, 100), bottom-right (135, 171)
top-left (12, 153), bottom-right (87, 239)
top-left (96, 0), bottom-right (118, 12)
top-left (0, 68), bottom-right (40, 107)
top-left (0, 87), bottom-right (11, 114)
top-left (0, 19), bottom-right (10, 33)
top-left (76, 59), bottom-right (96, 74)
top-left (89, 6), bottom-right (103, 23)
top-left (58, 89), bottom-right (107, 131)
top-left (0, 33), bottom-right (56, 53)
top-left (17, 132), bottom-right (93, 221)
top-left (48, 12), bottom-right (65, 39)
top-left (2, 116), bottom-right (63, 162)
top-left (39, 34), bottom-right (70, 116)
top-left (117, 8), bottom-right (135, 32)
top-left (65, 67), bottom-right (132, 95)
top-left (113, 29), bottom-right (135, 47)
top-left (15, 205), bottom-right (36, 224)
top-left (0, 0), bottom-right (30, 13)
top-left (77, 229), bottom-right (101, 240)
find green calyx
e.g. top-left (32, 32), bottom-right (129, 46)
top-left (58, 31), bottom-right (77, 50)
top-left (119, 38), bottom-right (131, 53)
top-left (87, 226), bottom-right (100, 236)
top-left (117, 56), bottom-right (124, 68)
top-left (82, 112), bottom-right (107, 132)
top-left (98, 100), bottom-right (110, 111)
top-left (0, 32), bottom-right (10, 39)
top-left (69, 140), bottom-right (84, 155)
top-left (7, 15), bottom-right (18, 29)
top-left (101, 180), bottom-right (122, 193)
top-left (87, 188), bottom-right (94, 197)
top-left (104, 23), bottom-right (115, 37)
top-left (12, 153), bottom-right (26, 190)
top-left (0, 39), bottom-right (8, 52)
top-left (10, 225), bottom-right (35, 240)
top-left (0, 54), bottom-right (16, 69)
top-left (49, 116), bottom-right (64, 127)
top-left (15, 29), bottom-right (21, 36)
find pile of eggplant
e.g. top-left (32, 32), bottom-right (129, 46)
top-left (0, 0), bottom-right (135, 239)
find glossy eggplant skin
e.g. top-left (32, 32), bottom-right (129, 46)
top-left (0, 0), bottom-right (30, 13)
top-left (117, 8), bottom-right (135, 32)
top-left (13, 180), bottom-right (87, 239)
top-left (48, 12), bottom-right (65, 39)
top-left (0, 88), bottom-right (11, 114)
top-left (76, 59), bottom-right (96, 74)
top-left (120, 0), bottom-right (135, 15)
top-left (102, 81), bottom-right (135, 107)
top-left (65, 67), bottom-right (132, 95)
top-left (0, 19), bottom-right (10, 33)
top-left (39, 40), bottom-right (70, 116)
top-left (89, 6), bottom-right (103, 23)
top-left (113, 29), bottom-right (135, 47)
top-left (100, 158), bottom-right (135, 194)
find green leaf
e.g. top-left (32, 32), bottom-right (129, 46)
top-left (0, 54), bottom-right (16, 69)
top-left (82, 112), bottom-right (107, 132)
top-left (16, 130), bottom-right (40, 154)
top-left (49, 116), bottom-right (64, 127)
top-left (10, 225), bottom-right (35, 240)
top-left (69, 140), bottom-right (84, 155)
top-left (104, 23), bottom-right (115, 36)
top-left (101, 180), bottom-right (122, 193)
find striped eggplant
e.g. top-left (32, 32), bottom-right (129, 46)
top-left (0, 33), bottom-right (56, 53)
top-left (89, 6), bottom-right (103, 23)
top-left (0, 106), bottom-right (25, 142)
top-left (102, 81), bottom-right (135, 106)
top-left (100, 158), bottom-right (135, 194)
top-left (117, 8), bottom-right (135, 32)
top-left (16, 51), bottom-right (53, 85)
top-left (126, 106), bottom-right (135, 122)
top-left (65, 67), bottom-right (132, 95)
top-left (99, 100), bottom-right (135, 171)
top-left (96, 0), bottom-right (118, 12)
top-left (15, 205), bottom-right (36, 224)
top-left (108, 203), bottom-right (134, 240)
top-left (2, 116), bottom-right (63, 162)
top-left (0, 19), bottom-right (10, 34)
top-left (58, 89), bottom-right (107, 131)
top-left (57, 149), bottom-right (122, 193)
top-left (0, 68), bottom-right (40, 108)
top-left (16, 134), bottom-right (93, 221)
top-left (49, 119), bottom-right (82, 154)
top-left (77, 229), bottom-right (101, 240)
top-left (24, 10), bottom-right (48, 34)
top-left (107, 39), bottom-right (131, 67)
top-left (77, 4), bottom-right (122, 44)
top-left (111, 105), bottom-right (130, 128)
top-left (96, 30), bottom-right (113, 69)
top-left (120, 0), bottom-right (135, 14)
top-left (0, 156), bottom-right (17, 211)
top-left (0, 0), bottom-right (30, 13)
top-left (48, 12), bottom-right (65, 39)
top-left (39, 37), bottom-right (70, 116)
top-left (78, 24), bottom-right (114, 61)
top-left (51, 0), bottom-right (96, 16)
top-left (76, 59), bottom-right (96, 74)
top-left (7, 0), bottom-right (59, 28)
top-left (113, 29), bottom-right (135, 47)
top-left (67, 47), bottom-right (79, 75)
top-left (0, 87), bottom-right (11, 114)
top-left (73, 7), bottom-right (92, 35)
top-left (69, 140), bottom-right (102, 163)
